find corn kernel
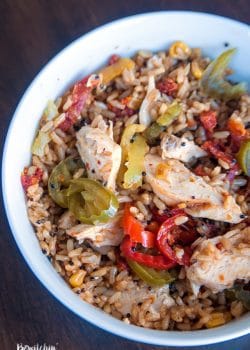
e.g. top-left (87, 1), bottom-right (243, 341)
top-left (69, 270), bottom-right (86, 287)
top-left (191, 61), bottom-right (203, 79)
top-left (177, 202), bottom-right (187, 209)
top-left (169, 41), bottom-right (191, 60)
top-left (205, 312), bottom-right (227, 328)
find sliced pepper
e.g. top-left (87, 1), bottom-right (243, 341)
top-left (228, 117), bottom-right (246, 139)
top-left (157, 213), bottom-right (193, 266)
top-left (237, 139), bottom-right (250, 176)
top-left (31, 100), bottom-right (59, 157)
top-left (100, 58), bottom-right (135, 85)
top-left (123, 134), bottom-right (148, 189)
top-left (123, 204), bottom-right (155, 248)
top-left (31, 131), bottom-right (51, 157)
top-left (144, 101), bottom-right (181, 145)
top-left (67, 178), bottom-right (119, 224)
top-left (48, 157), bottom-right (85, 208)
top-left (118, 124), bottom-right (147, 188)
top-left (127, 259), bottom-right (176, 286)
top-left (200, 48), bottom-right (247, 101)
top-left (43, 100), bottom-right (58, 120)
top-left (156, 100), bottom-right (182, 126)
top-left (143, 122), bottom-right (165, 145)
top-left (120, 236), bottom-right (177, 270)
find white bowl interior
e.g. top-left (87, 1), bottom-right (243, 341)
top-left (2, 11), bottom-right (250, 347)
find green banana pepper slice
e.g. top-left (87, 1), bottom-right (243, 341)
top-left (67, 178), bottom-right (119, 224)
top-left (123, 134), bottom-right (148, 189)
top-left (144, 100), bottom-right (181, 145)
top-left (144, 122), bottom-right (164, 145)
top-left (237, 139), bottom-right (250, 176)
top-left (200, 48), bottom-right (247, 101)
top-left (156, 100), bottom-right (182, 126)
top-left (118, 124), bottom-right (147, 188)
top-left (48, 157), bottom-right (85, 208)
top-left (127, 259), bottom-right (176, 287)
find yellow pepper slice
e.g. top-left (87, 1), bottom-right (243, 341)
top-left (237, 139), bottom-right (250, 176)
top-left (156, 100), bottom-right (182, 126)
top-left (123, 134), bottom-right (148, 189)
top-left (32, 131), bottom-right (51, 157)
top-left (200, 48), bottom-right (247, 101)
top-left (118, 124), bottom-right (146, 186)
top-left (144, 100), bottom-right (182, 145)
top-left (100, 58), bottom-right (135, 85)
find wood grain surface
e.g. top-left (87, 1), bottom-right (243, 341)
top-left (0, 1), bottom-right (249, 349)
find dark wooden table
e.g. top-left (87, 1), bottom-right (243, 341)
top-left (1, 1), bottom-right (249, 349)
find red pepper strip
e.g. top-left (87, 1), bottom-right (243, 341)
top-left (157, 213), bottom-right (192, 266)
top-left (123, 204), bottom-right (156, 248)
top-left (200, 110), bottom-right (217, 133)
top-left (21, 167), bottom-right (43, 192)
top-left (59, 75), bottom-right (101, 131)
top-left (202, 140), bottom-right (236, 167)
top-left (120, 236), bottom-right (177, 270)
top-left (228, 118), bottom-right (246, 139)
top-left (227, 118), bottom-right (249, 153)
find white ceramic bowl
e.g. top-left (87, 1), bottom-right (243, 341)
top-left (2, 11), bottom-right (250, 347)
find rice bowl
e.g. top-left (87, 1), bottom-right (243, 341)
top-left (2, 11), bottom-right (250, 346)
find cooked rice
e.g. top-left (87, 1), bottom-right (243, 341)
top-left (22, 44), bottom-right (250, 331)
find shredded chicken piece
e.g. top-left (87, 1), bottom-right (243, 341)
top-left (66, 212), bottom-right (123, 248)
top-left (115, 285), bottom-right (175, 316)
top-left (76, 122), bottom-right (121, 191)
top-left (139, 75), bottom-right (160, 127)
top-left (161, 134), bottom-right (207, 162)
top-left (186, 227), bottom-right (250, 293)
top-left (145, 154), bottom-right (243, 223)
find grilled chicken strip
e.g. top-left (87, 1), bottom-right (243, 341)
top-left (66, 212), bottom-right (123, 248)
top-left (161, 134), bottom-right (207, 163)
top-left (114, 285), bottom-right (175, 316)
top-left (186, 227), bottom-right (250, 293)
top-left (144, 154), bottom-right (243, 223)
top-left (76, 124), bottom-right (121, 191)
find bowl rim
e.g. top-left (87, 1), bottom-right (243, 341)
top-left (2, 11), bottom-right (250, 347)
